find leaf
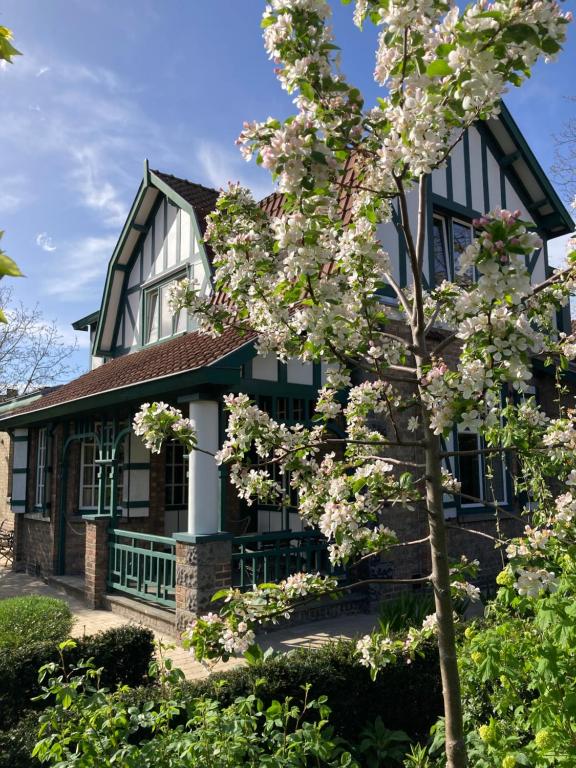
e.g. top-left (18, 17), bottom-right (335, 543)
top-left (503, 24), bottom-right (540, 47)
top-left (0, 308), bottom-right (6, 324)
top-left (426, 59), bottom-right (453, 78)
top-left (243, 643), bottom-right (264, 666)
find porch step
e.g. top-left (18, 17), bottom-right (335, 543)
top-left (103, 593), bottom-right (178, 638)
top-left (47, 574), bottom-right (86, 602)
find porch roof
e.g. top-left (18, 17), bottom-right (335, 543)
top-left (0, 327), bottom-right (255, 426)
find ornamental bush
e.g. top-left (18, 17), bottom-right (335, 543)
top-left (0, 595), bottom-right (74, 649)
top-left (453, 563), bottom-right (576, 768)
top-left (32, 646), bottom-right (357, 767)
top-left (0, 624), bottom-right (154, 728)
top-left (122, 638), bottom-right (442, 745)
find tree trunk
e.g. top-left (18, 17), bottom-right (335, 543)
top-left (422, 420), bottom-right (467, 768)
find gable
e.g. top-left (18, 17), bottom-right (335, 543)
top-left (378, 104), bottom-right (574, 294)
top-left (94, 163), bottom-right (218, 357)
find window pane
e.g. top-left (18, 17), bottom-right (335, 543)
top-left (146, 290), bottom-right (159, 343)
top-left (458, 432), bottom-right (481, 500)
top-left (484, 454), bottom-right (505, 503)
top-left (432, 219), bottom-right (448, 284)
top-left (160, 283), bottom-right (173, 339)
top-left (453, 222), bottom-right (473, 279)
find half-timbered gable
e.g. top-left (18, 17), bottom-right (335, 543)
top-left (380, 105), bottom-right (574, 336)
top-left (94, 164), bottom-right (217, 361)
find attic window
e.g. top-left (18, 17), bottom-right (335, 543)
top-left (144, 275), bottom-right (187, 345)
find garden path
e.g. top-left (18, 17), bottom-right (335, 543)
top-left (0, 568), bottom-right (378, 680)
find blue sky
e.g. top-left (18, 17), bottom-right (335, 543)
top-left (0, 0), bottom-right (575, 377)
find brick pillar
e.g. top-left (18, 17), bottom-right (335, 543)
top-left (84, 516), bottom-right (110, 608)
top-left (174, 533), bottom-right (232, 634)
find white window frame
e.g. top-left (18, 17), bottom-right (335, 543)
top-left (143, 272), bottom-right (187, 346)
top-left (35, 428), bottom-right (47, 508)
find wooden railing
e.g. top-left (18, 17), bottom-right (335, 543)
top-left (232, 529), bottom-right (341, 590)
top-left (107, 529), bottom-right (176, 607)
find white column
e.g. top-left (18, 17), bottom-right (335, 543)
top-left (187, 399), bottom-right (220, 535)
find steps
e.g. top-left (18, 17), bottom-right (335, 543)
top-left (103, 593), bottom-right (178, 638)
top-left (47, 574), bottom-right (86, 602)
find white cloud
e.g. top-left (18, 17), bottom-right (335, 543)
top-left (36, 66), bottom-right (50, 77)
top-left (42, 235), bottom-right (117, 300)
top-left (196, 140), bottom-right (273, 200)
top-left (0, 174), bottom-right (28, 213)
top-left (70, 145), bottom-right (128, 228)
top-left (35, 233), bottom-right (57, 252)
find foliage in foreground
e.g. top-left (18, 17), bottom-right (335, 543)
top-left (456, 559), bottom-right (576, 768)
top-left (0, 623), bottom-right (154, 728)
top-left (32, 643), bottom-right (358, 767)
top-left (0, 595), bottom-right (74, 650)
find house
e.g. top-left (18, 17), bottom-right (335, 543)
top-left (1, 103), bottom-right (573, 632)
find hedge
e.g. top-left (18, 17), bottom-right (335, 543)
top-left (0, 595), bottom-right (74, 649)
top-left (121, 638), bottom-right (443, 745)
top-left (0, 624), bottom-right (155, 729)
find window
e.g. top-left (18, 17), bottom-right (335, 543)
top-left (165, 442), bottom-right (188, 508)
top-left (79, 434), bottom-right (124, 512)
top-left (80, 441), bottom-right (98, 509)
top-left (35, 428), bottom-right (47, 508)
top-left (144, 276), bottom-right (187, 345)
top-left (456, 430), bottom-right (506, 508)
top-left (432, 216), bottom-right (474, 285)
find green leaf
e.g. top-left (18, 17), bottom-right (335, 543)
top-left (426, 59), bottom-right (453, 78)
top-left (503, 24), bottom-right (540, 47)
top-left (0, 308), bottom-right (6, 324)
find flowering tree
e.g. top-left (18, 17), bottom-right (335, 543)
top-left (0, 25), bottom-right (22, 319)
top-left (134, 2), bottom-right (575, 766)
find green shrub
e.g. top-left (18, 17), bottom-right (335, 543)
top-left (0, 595), bottom-right (74, 649)
top-left (0, 623), bottom-right (154, 728)
top-left (32, 652), bottom-right (357, 767)
top-left (121, 638), bottom-right (442, 745)
top-left (378, 590), bottom-right (436, 634)
top-left (0, 711), bottom-right (41, 768)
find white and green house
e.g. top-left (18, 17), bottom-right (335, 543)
top-left (2, 103), bottom-right (573, 629)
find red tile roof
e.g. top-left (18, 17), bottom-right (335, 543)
top-left (2, 328), bottom-right (255, 420)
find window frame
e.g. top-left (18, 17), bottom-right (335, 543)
top-left (35, 427), bottom-right (47, 510)
top-left (432, 214), bottom-right (474, 285)
top-left (455, 428), bottom-right (508, 513)
top-left (78, 429), bottom-right (125, 514)
top-left (143, 272), bottom-right (188, 346)
top-left (165, 441), bottom-right (188, 510)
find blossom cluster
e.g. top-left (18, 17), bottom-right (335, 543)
top-left (183, 572), bottom-right (338, 662)
top-left (133, 402), bottom-right (196, 454)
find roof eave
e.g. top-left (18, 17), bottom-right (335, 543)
top-left (495, 102), bottom-right (575, 237)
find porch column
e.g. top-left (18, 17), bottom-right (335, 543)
top-left (187, 398), bottom-right (220, 535)
top-left (84, 515), bottom-right (110, 608)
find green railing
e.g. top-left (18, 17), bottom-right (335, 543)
top-left (107, 529), bottom-right (176, 607)
top-left (232, 529), bottom-right (340, 590)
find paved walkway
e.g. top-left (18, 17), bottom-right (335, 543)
top-left (0, 569), bottom-right (378, 680)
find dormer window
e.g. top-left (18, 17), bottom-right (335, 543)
top-left (144, 275), bottom-right (187, 345)
top-left (432, 216), bottom-right (473, 285)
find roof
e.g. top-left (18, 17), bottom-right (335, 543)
top-left (486, 103), bottom-right (574, 237)
top-left (151, 170), bottom-right (219, 236)
top-left (0, 328), bottom-right (255, 424)
top-left (72, 310), bottom-right (100, 331)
